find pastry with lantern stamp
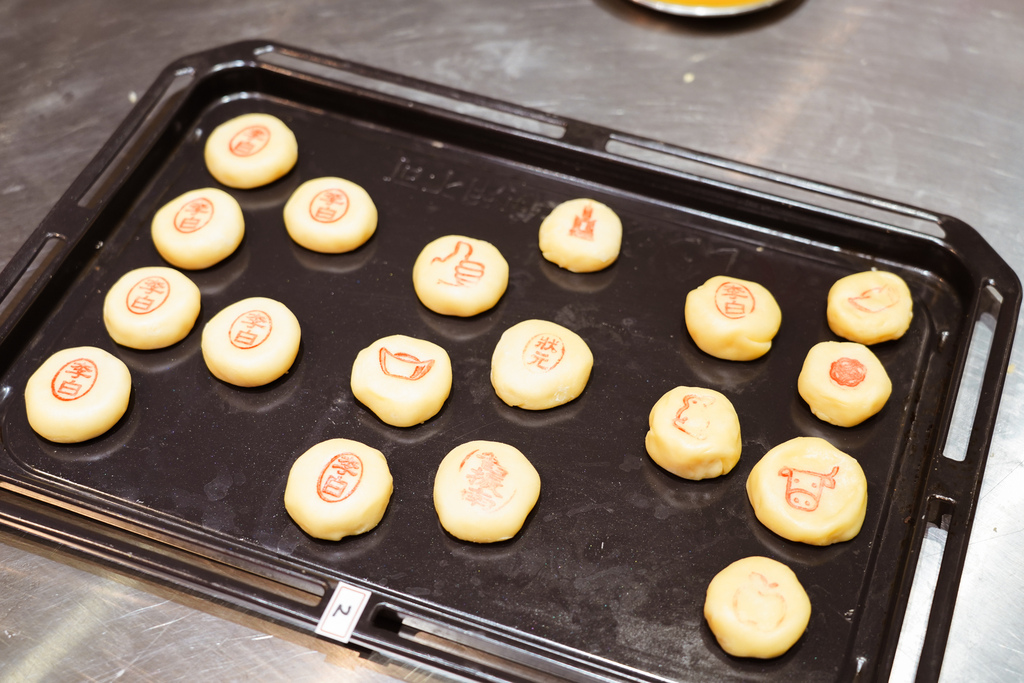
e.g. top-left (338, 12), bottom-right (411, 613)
top-left (490, 319), bottom-right (593, 411)
top-left (283, 176), bottom-right (378, 253)
top-left (684, 275), bottom-right (782, 361)
top-left (201, 297), bottom-right (301, 387)
top-left (538, 198), bottom-right (622, 273)
top-left (798, 341), bottom-right (891, 427)
top-left (827, 270), bottom-right (913, 345)
top-left (103, 266), bottom-right (201, 350)
top-left (645, 386), bottom-right (741, 480)
top-left (412, 235), bottom-right (509, 317)
top-left (284, 438), bottom-right (393, 541)
top-left (25, 346), bottom-right (132, 443)
top-left (433, 440), bottom-right (541, 543)
top-left (704, 556), bottom-right (812, 659)
top-left (350, 334), bottom-right (452, 427)
top-left (203, 113), bottom-right (298, 189)
top-left (746, 436), bottom-right (868, 546)
top-left (151, 187), bottom-right (245, 270)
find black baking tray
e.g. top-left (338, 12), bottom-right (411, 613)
top-left (0, 41), bottom-right (1018, 682)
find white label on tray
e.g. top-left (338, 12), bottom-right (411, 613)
top-left (315, 581), bottom-right (372, 644)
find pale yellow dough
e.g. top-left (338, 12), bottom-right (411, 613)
top-left (201, 297), bottom-right (301, 387)
top-left (827, 270), bottom-right (913, 345)
top-left (283, 438), bottom-right (393, 541)
top-left (204, 113), bottom-right (298, 189)
top-left (746, 436), bottom-right (867, 546)
top-left (350, 335), bottom-right (452, 427)
top-left (283, 176), bottom-right (378, 253)
top-left (684, 276), bottom-right (782, 361)
top-left (412, 235), bottom-right (509, 316)
top-left (798, 341), bottom-right (891, 427)
top-left (25, 346), bottom-right (132, 443)
top-left (490, 319), bottom-right (593, 410)
top-left (433, 440), bottom-right (541, 543)
top-left (704, 556), bottom-right (811, 659)
top-left (103, 267), bottom-right (201, 350)
top-left (538, 198), bottom-right (622, 273)
top-left (151, 187), bottom-right (245, 270)
top-left (645, 386), bottom-right (741, 480)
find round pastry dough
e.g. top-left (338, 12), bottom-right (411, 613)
top-left (204, 113), bottom-right (298, 189)
top-left (490, 319), bottom-right (593, 410)
top-left (25, 346), bottom-right (132, 443)
top-left (798, 341), bottom-right (891, 427)
top-left (283, 438), bottom-right (393, 541)
top-left (685, 276), bottom-right (782, 361)
top-left (283, 176), bottom-right (378, 253)
top-left (412, 235), bottom-right (509, 317)
top-left (827, 270), bottom-right (913, 345)
top-left (645, 386), bottom-right (741, 480)
top-left (103, 267), bottom-right (201, 350)
top-left (704, 556), bottom-right (811, 659)
top-left (538, 198), bottom-right (622, 273)
top-left (350, 335), bottom-right (452, 427)
top-left (151, 187), bottom-right (245, 270)
top-left (201, 297), bottom-right (301, 387)
top-left (746, 436), bottom-right (867, 546)
top-left (433, 440), bottom-right (541, 543)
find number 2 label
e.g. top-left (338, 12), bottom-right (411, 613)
top-left (315, 581), bottom-right (372, 643)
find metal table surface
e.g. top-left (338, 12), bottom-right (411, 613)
top-left (1, 1), bottom-right (1022, 681)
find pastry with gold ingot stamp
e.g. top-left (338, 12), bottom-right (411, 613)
top-left (351, 334), bottom-right (452, 427)
top-left (827, 270), bottom-right (913, 345)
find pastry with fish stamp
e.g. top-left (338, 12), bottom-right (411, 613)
top-left (103, 266), bottom-right (201, 349)
top-left (151, 188), bottom-right (245, 270)
top-left (284, 176), bottom-right (378, 253)
top-left (684, 275), bottom-right (782, 361)
top-left (827, 270), bottom-right (912, 345)
top-left (25, 346), bottom-right (132, 443)
top-left (704, 556), bottom-right (812, 659)
top-left (490, 319), bottom-right (593, 410)
top-left (645, 386), bottom-right (742, 480)
top-left (798, 341), bottom-right (891, 427)
top-left (203, 113), bottom-right (298, 189)
top-left (350, 334), bottom-right (453, 427)
top-left (433, 440), bottom-right (541, 543)
top-left (746, 436), bottom-right (867, 546)
top-left (538, 198), bottom-right (622, 273)
top-left (284, 438), bottom-right (393, 541)
top-left (201, 297), bottom-right (301, 387)
top-left (412, 235), bottom-right (509, 316)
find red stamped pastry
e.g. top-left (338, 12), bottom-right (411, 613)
top-left (125, 276), bottom-right (170, 315)
top-left (173, 197), bottom-right (215, 234)
top-left (229, 310), bottom-right (273, 350)
top-left (309, 189), bottom-right (350, 224)
top-left (317, 453), bottom-right (364, 503)
top-left (522, 334), bottom-right (565, 372)
top-left (673, 394), bottom-right (715, 440)
top-left (51, 358), bottom-right (99, 402)
top-left (459, 449), bottom-right (515, 512)
top-left (568, 204), bottom-right (596, 241)
top-left (379, 347), bottom-right (434, 381)
top-left (714, 281), bottom-right (756, 319)
top-left (779, 465), bottom-right (839, 512)
top-left (829, 357), bottom-right (866, 387)
top-left (229, 125), bottom-right (271, 157)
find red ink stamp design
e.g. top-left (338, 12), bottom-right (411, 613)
top-left (778, 465), bottom-right (839, 511)
top-left (309, 189), bottom-right (350, 224)
top-left (568, 204), bottom-right (596, 241)
top-left (317, 453), bottom-right (363, 503)
top-left (50, 358), bottom-right (98, 402)
top-left (715, 282), bottom-right (756, 319)
top-left (732, 572), bottom-right (786, 631)
top-left (228, 125), bottom-right (270, 157)
top-left (174, 197), bottom-right (214, 234)
top-left (126, 276), bottom-right (170, 315)
top-left (379, 347), bottom-right (434, 381)
top-left (229, 310), bottom-right (272, 350)
top-left (523, 334), bottom-right (565, 372)
top-left (848, 285), bottom-right (899, 313)
top-left (432, 240), bottom-right (485, 287)
top-left (673, 394), bottom-right (715, 440)
top-left (459, 449), bottom-right (514, 511)
top-left (830, 357), bottom-right (866, 387)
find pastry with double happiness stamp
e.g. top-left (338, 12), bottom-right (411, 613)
top-left (203, 113), bottom-right (298, 189)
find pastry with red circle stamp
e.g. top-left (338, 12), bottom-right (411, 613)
top-left (283, 176), bottom-right (378, 253)
top-left (350, 334), bottom-right (453, 427)
top-left (203, 113), bottom-right (298, 189)
top-left (284, 438), bottom-right (393, 541)
top-left (538, 198), bottom-right (622, 273)
top-left (645, 386), bottom-right (742, 480)
top-left (827, 270), bottom-right (913, 345)
top-left (797, 340), bottom-right (891, 427)
top-left (25, 346), bottom-right (132, 443)
top-left (103, 266), bottom-right (201, 350)
top-left (412, 235), bottom-right (509, 317)
top-left (151, 188), bottom-right (245, 270)
top-left (684, 275), bottom-right (782, 361)
top-left (201, 297), bottom-right (301, 387)
top-left (490, 319), bottom-right (594, 410)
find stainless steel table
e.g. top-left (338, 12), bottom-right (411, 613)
top-left (2, 1), bottom-right (1022, 680)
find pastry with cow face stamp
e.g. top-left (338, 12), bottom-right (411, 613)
top-left (827, 270), bottom-right (913, 345)
top-left (151, 187), bottom-right (245, 270)
top-left (350, 334), bottom-right (452, 427)
top-left (746, 436), bottom-right (867, 546)
top-left (201, 297), bottom-right (301, 387)
top-left (538, 198), bottom-right (622, 273)
top-left (284, 438), bottom-right (393, 541)
top-left (203, 113), bottom-right (298, 189)
top-left (103, 266), bottom-right (201, 350)
top-left (490, 319), bottom-right (594, 411)
top-left (412, 235), bottom-right (509, 317)
top-left (283, 176), bottom-right (378, 253)
top-left (433, 440), bottom-right (541, 543)
top-left (798, 340), bottom-right (891, 427)
top-left (645, 386), bottom-right (742, 480)
top-left (684, 275), bottom-right (782, 361)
